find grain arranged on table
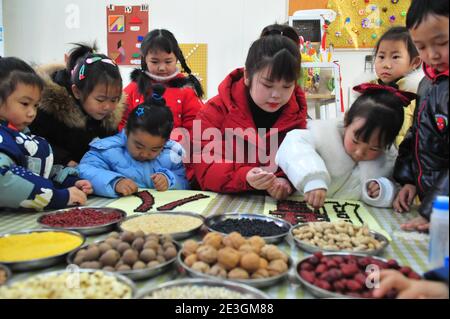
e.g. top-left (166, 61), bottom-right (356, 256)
top-left (0, 271), bottom-right (132, 299)
top-left (0, 232), bottom-right (83, 262)
top-left (292, 221), bottom-right (384, 251)
top-left (40, 208), bottom-right (123, 228)
top-left (72, 231), bottom-right (177, 272)
top-left (144, 285), bottom-right (254, 299)
top-left (182, 232), bottom-right (289, 280)
top-left (121, 214), bottom-right (203, 235)
top-left (211, 218), bottom-right (289, 237)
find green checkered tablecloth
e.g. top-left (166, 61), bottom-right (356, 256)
top-left (0, 193), bottom-right (430, 299)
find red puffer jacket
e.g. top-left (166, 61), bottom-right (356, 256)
top-left (120, 73), bottom-right (203, 135)
top-left (193, 68), bottom-right (308, 193)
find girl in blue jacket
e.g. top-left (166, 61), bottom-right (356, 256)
top-left (78, 85), bottom-right (189, 198)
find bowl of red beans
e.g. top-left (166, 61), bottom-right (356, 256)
top-left (37, 207), bottom-right (127, 236)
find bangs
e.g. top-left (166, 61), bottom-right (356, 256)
top-left (146, 36), bottom-right (175, 55)
top-left (265, 49), bottom-right (300, 83)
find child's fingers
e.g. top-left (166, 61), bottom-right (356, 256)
top-left (372, 270), bottom-right (407, 298)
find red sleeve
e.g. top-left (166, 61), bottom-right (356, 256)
top-left (181, 88), bottom-right (204, 138)
top-left (118, 82), bottom-right (138, 131)
top-left (193, 99), bottom-right (254, 193)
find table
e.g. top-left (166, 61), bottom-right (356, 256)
top-left (0, 193), bottom-right (430, 299)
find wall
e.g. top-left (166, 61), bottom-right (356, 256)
top-left (0, 0), bottom-right (4, 57)
top-left (3, 0), bottom-right (288, 99)
top-left (3, 0), bottom-right (372, 110)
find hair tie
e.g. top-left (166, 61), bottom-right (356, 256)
top-left (136, 106), bottom-right (145, 117)
top-left (353, 83), bottom-right (417, 106)
top-left (152, 93), bottom-right (163, 101)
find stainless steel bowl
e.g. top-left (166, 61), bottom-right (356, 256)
top-left (0, 229), bottom-right (85, 272)
top-left (119, 211), bottom-right (205, 240)
top-left (67, 240), bottom-right (180, 281)
top-left (3, 269), bottom-right (136, 299)
top-left (205, 213), bottom-right (292, 244)
top-left (37, 207), bottom-right (127, 236)
top-left (0, 264), bottom-right (12, 286)
top-left (137, 278), bottom-right (270, 299)
top-left (178, 249), bottom-right (292, 289)
top-left (295, 252), bottom-right (389, 299)
top-left (290, 223), bottom-right (389, 256)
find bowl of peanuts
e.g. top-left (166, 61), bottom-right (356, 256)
top-left (291, 221), bottom-right (389, 256)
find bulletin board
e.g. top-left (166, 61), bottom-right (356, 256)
top-left (106, 4), bottom-right (149, 66)
top-left (179, 44), bottom-right (208, 98)
top-left (289, 0), bottom-right (411, 49)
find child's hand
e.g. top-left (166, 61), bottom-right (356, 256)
top-left (246, 168), bottom-right (276, 190)
top-left (370, 269), bottom-right (449, 299)
top-left (67, 187), bottom-right (87, 206)
top-left (401, 215), bottom-right (430, 232)
top-left (75, 180), bottom-right (93, 195)
top-left (151, 174), bottom-right (169, 192)
top-left (304, 189), bottom-right (327, 209)
top-left (393, 184), bottom-right (417, 213)
top-left (115, 178), bottom-right (138, 196)
top-left (367, 181), bottom-right (380, 198)
top-left (67, 160), bottom-right (79, 168)
top-left (267, 177), bottom-right (293, 200)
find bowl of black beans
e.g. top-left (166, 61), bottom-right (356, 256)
top-left (204, 213), bottom-right (292, 244)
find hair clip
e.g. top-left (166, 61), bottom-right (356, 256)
top-left (86, 56), bottom-right (117, 66)
top-left (152, 93), bottom-right (163, 101)
top-left (136, 106), bottom-right (145, 117)
top-left (79, 65), bottom-right (86, 81)
top-left (353, 83), bottom-right (417, 106)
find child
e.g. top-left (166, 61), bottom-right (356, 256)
top-left (373, 26), bottom-right (423, 147)
top-left (277, 84), bottom-right (416, 209)
top-left (119, 29), bottom-right (204, 181)
top-left (78, 85), bottom-right (189, 198)
top-left (30, 44), bottom-right (125, 167)
top-left (393, 0), bottom-right (449, 231)
top-left (193, 35), bottom-right (308, 200)
top-left (0, 57), bottom-right (92, 210)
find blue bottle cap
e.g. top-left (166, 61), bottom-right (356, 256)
top-left (433, 196), bottom-right (449, 211)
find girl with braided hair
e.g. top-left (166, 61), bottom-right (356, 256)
top-left (120, 29), bottom-right (204, 181)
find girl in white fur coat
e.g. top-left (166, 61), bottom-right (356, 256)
top-left (276, 84), bottom-right (416, 209)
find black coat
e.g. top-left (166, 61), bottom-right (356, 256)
top-left (394, 65), bottom-right (449, 219)
top-left (30, 64), bottom-right (125, 165)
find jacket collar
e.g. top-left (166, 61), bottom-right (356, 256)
top-left (423, 63), bottom-right (449, 83)
top-left (218, 68), bottom-right (303, 138)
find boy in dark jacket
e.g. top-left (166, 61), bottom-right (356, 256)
top-left (393, 0), bottom-right (449, 231)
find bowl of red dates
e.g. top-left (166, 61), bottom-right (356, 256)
top-left (38, 207), bottom-right (127, 236)
top-left (296, 252), bottom-right (422, 299)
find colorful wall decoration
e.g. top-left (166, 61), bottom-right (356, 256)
top-left (289, 0), bottom-right (412, 49)
top-left (106, 4), bottom-right (149, 65)
top-left (179, 43), bottom-right (208, 98)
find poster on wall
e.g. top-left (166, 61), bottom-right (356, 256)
top-left (106, 4), bottom-right (149, 66)
top-left (289, 0), bottom-right (411, 49)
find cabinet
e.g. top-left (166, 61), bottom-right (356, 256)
top-left (300, 62), bottom-right (343, 119)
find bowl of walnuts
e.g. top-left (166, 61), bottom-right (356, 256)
top-left (178, 232), bottom-right (292, 288)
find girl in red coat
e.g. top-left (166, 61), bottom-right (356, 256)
top-left (120, 29), bottom-right (204, 181)
top-left (193, 35), bottom-right (308, 199)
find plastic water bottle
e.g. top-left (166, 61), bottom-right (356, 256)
top-left (429, 196), bottom-right (449, 268)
